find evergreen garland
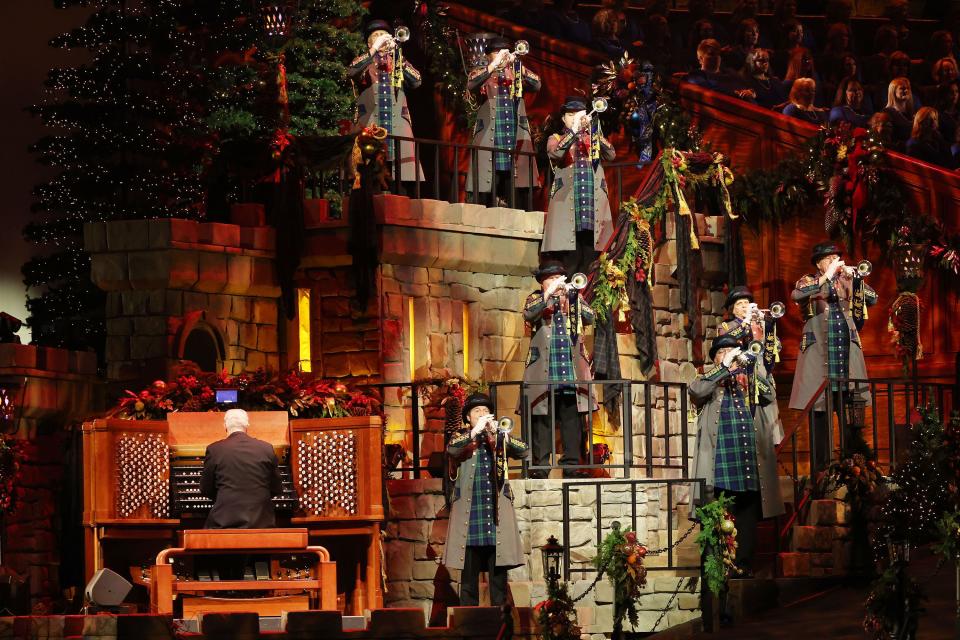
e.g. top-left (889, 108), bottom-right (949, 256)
top-left (594, 523), bottom-right (649, 633)
top-left (694, 493), bottom-right (740, 595)
top-left (533, 580), bottom-right (581, 640)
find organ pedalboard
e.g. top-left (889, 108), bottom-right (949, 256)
top-left (168, 449), bottom-right (300, 516)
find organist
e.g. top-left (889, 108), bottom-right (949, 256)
top-left (200, 409), bottom-right (283, 528)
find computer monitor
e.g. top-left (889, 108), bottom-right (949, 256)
top-left (215, 388), bottom-right (238, 405)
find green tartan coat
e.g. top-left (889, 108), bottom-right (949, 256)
top-left (441, 430), bottom-right (528, 572)
top-left (689, 365), bottom-right (785, 520)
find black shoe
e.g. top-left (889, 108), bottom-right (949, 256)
top-left (562, 468), bottom-right (588, 479)
top-left (528, 470), bottom-right (548, 479)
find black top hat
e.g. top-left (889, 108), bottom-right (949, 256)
top-left (811, 241), bottom-right (843, 265)
top-left (461, 393), bottom-right (494, 423)
top-left (724, 286), bottom-right (754, 309)
top-left (560, 96), bottom-right (588, 112)
top-left (365, 19), bottom-right (391, 37)
top-left (484, 36), bottom-right (511, 53)
top-left (709, 334), bottom-right (742, 360)
top-left (532, 259), bottom-right (568, 282)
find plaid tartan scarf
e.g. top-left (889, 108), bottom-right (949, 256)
top-left (825, 284), bottom-right (851, 390)
top-left (571, 129), bottom-right (595, 232)
top-left (714, 385), bottom-right (759, 493)
top-left (492, 70), bottom-right (516, 172)
top-left (548, 300), bottom-right (577, 388)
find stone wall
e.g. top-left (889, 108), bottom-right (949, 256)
top-left (0, 343), bottom-right (104, 607)
top-left (384, 478), bottom-right (701, 636)
top-left (84, 213), bottom-right (282, 383)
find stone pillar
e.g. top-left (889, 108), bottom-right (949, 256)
top-left (84, 216), bottom-right (282, 385)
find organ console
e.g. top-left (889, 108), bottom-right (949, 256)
top-left (82, 412), bottom-right (385, 617)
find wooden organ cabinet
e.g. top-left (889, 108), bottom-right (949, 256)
top-left (82, 412), bottom-right (384, 615)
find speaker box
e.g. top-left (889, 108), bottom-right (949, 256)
top-left (84, 568), bottom-right (132, 606)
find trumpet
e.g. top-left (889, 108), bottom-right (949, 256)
top-left (483, 415), bottom-right (514, 433)
top-left (564, 272), bottom-right (588, 291)
top-left (394, 26), bottom-right (410, 43)
top-left (752, 301), bottom-right (786, 319)
top-left (587, 96), bottom-right (609, 117)
top-left (735, 340), bottom-right (764, 365)
top-left (513, 39), bottom-right (530, 56)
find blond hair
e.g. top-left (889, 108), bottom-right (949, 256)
top-left (885, 77), bottom-right (914, 116)
top-left (911, 106), bottom-right (940, 140)
top-left (789, 77), bottom-right (817, 107)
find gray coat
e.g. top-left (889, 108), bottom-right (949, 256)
top-left (541, 129), bottom-right (616, 254)
top-left (441, 430), bottom-right (528, 571)
top-left (689, 364), bottom-right (785, 520)
top-left (788, 274), bottom-right (878, 411)
top-left (520, 290), bottom-right (598, 415)
top-left (349, 51), bottom-right (424, 181)
top-left (464, 63), bottom-right (540, 193)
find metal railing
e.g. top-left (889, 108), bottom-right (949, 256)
top-left (368, 378), bottom-right (692, 479)
top-left (382, 134), bottom-right (645, 215)
top-left (560, 478), bottom-right (706, 580)
top-left (777, 376), bottom-right (956, 510)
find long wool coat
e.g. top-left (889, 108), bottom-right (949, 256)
top-left (788, 275), bottom-right (877, 411)
top-left (520, 290), bottom-right (597, 416)
top-left (541, 129), bottom-right (616, 254)
top-left (689, 365), bottom-right (785, 520)
top-left (441, 430), bottom-right (528, 571)
top-left (464, 63), bottom-right (540, 193)
top-left (349, 50), bottom-right (424, 181)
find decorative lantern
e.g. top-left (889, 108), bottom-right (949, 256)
top-left (540, 535), bottom-right (564, 586)
top-left (259, 1), bottom-right (296, 39)
top-left (892, 243), bottom-right (927, 294)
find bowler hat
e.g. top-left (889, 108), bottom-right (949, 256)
top-left (364, 19), bottom-right (391, 37)
top-left (484, 36), bottom-right (511, 54)
top-left (461, 393), bottom-right (494, 424)
top-left (532, 259), bottom-right (568, 282)
top-left (724, 286), bottom-right (754, 309)
top-left (560, 96), bottom-right (588, 113)
top-left (811, 241), bottom-right (844, 265)
top-left (709, 334), bottom-right (741, 360)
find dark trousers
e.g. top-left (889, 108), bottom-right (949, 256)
top-left (471, 170), bottom-right (514, 207)
top-left (558, 230), bottom-right (598, 277)
top-left (715, 488), bottom-right (762, 571)
top-left (460, 545), bottom-right (508, 606)
top-left (811, 390), bottom-right (864, 473)
top-left (531, 393), bottom-right (583, 467)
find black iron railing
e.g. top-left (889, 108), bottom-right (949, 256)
top-left (366, 379), bottom-right (691, 479)
top-left (382, 133), bottom-right (646, 215)
top-left (560, 478), bottom-right (707, 580)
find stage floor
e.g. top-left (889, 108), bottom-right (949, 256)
top-left (689, 547), bottom-right (957, 639)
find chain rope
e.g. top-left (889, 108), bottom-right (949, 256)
top-left (568, 521), bottom-right (700, 615)
top-left (650, 577), bottom-right (689, 632)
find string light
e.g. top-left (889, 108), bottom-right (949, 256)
top-left (28, 0), bottom-right (363, 351)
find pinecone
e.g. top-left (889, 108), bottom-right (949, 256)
top-left (442, 395), bottom-right (463, 438)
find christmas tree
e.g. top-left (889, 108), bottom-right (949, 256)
top-left (27, 0), bottom-right (363, 353)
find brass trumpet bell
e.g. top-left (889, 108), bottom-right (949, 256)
top-left (514, 39), bottom-right (530, 56)
top-left (856, 260), bottom-right (872, 276)
top-left (498, 417), bottom-right (514, 433)
top-left (747, 340), bottom-right (764, 356)
top-left (569, 273), bottom-right (588, 290)
top-left (767, 301), bottom-right (785, 319)
top-left (590, 96), bottom-right (609, 114)
top-left (394, 26), bottom-right (410, 43)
